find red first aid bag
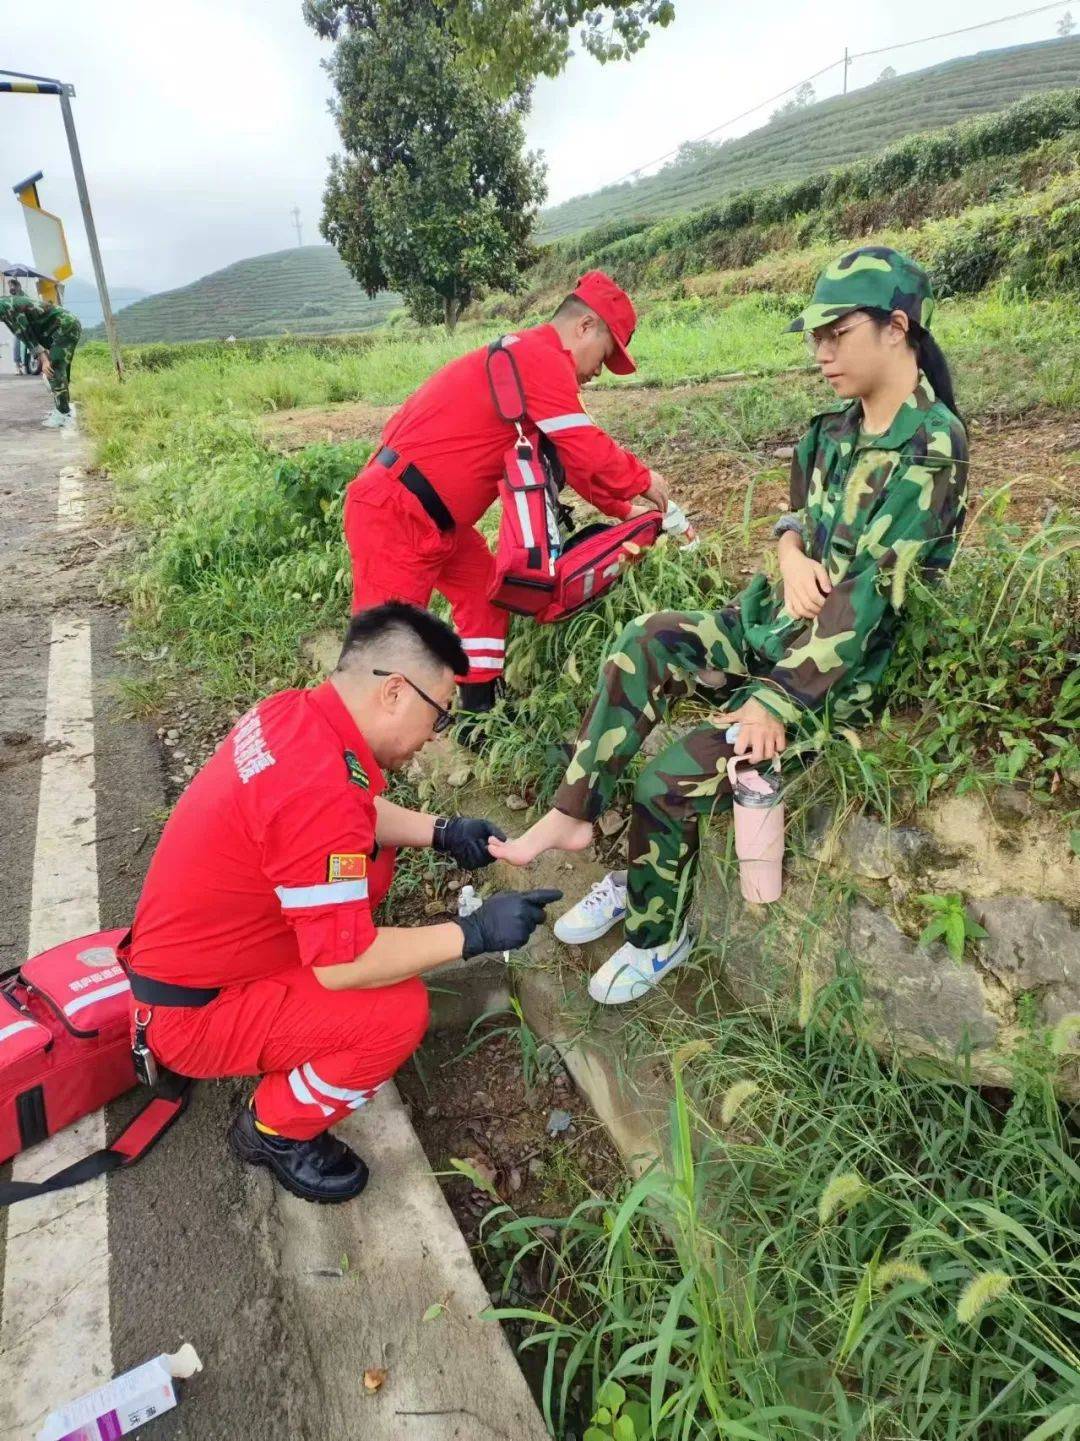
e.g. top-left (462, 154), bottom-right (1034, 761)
top-left (485, 337), bottom-right (663, 623)
top-left (0, 928), bottom-right (189, 1205)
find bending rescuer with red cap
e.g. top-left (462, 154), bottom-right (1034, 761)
top-left (345, 270), bottom-right (674, 713)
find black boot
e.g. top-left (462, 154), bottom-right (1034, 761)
top-left (228, 1106), bottom-right (369, 1204)
top-left (458, 680), bottom-right (499, 713)
top-left (455, 678), bottom-right (515, 752)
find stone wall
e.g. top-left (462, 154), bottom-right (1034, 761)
top-left (709, 786), bottom-right (1080, 1098)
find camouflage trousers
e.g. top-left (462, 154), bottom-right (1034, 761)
top-left (45, 320), bottom-right (81, 413)
top-left (554, 608), bottom-right (762, 948)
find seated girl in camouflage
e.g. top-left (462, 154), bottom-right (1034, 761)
top-left (491, 248), bottom-right (968, 1004)
top-left (0, 292), bottom-right (82, 429)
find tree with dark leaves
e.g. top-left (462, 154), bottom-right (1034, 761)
top-left (304, 0), bottom-right (677, 94)
top-left (309, 0), bottom-right (546, 331)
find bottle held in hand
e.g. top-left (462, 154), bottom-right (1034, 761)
top-left (662, 500), bottom-right (700, 550)
top-left (726, 749), bottom-right (784, 904)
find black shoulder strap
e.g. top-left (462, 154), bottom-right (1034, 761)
top-left (485, 336), bottom-right (529, 425)
top-left (0, 1073), bottom-right (192, 1208)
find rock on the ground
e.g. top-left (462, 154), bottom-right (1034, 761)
top-left (847, 900), bottom-right (1001, 1051)
top-left (968, 897), bottom-right (1080, 1024)
top-left (804, 808), bottom-right (937, 880)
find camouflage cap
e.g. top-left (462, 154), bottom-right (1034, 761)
top-left (786, 246), bottom-right (935, 334)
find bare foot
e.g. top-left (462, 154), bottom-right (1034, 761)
top-left (488, 809), bottom-right (594, 866)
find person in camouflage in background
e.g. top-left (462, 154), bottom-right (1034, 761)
top-left (0, 292), bottom-right (83, 428)
top-left (492, 247), bottom-right (969, 1004)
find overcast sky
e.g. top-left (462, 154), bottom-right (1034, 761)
top-left (0, 0), bottom-right (1071, 293)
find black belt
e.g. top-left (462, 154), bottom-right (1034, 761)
top-left (127, 969), bottom-right (220, 1008)
top-left (116, 929), bottom-right (220, 1008)
top-left (376, 446), bottom-right (455, 534)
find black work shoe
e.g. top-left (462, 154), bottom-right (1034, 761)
top-left (227, 1106), bottom-right (369, 1204)
top-left (458, 679), bottom-right (499, 713)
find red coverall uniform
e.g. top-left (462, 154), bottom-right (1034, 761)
top-left (345, 323), bottom-right (652, 684)
top-left (128, 681), bottom-right (428, 1140)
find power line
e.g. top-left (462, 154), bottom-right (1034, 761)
top-left (851, 0), bottom-right (1070, 59)
top-left (599, 0), bottom-right (1072, 190)
top-left (607, 56), bottom-right (845, 186)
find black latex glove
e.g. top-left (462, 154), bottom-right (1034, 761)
top-left (434, 816), bottom-right (507, 870)
top-left (459, 889), bottom-right (563, 960)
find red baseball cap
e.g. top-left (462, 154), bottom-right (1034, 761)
top-left (572, 270), bottom-right (637, 375)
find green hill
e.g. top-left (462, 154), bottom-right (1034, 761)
top-left (65, 277), bottom-right (148, 327)
top-left (539, 36), bottom-right (1080, 240)
top-left (95, 246), bottom-right (400, 343)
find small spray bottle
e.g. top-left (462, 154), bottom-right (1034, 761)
top-left (662, 500), bottom-right (700, 550)
top-left (457, 886), bottom-right (509, 965)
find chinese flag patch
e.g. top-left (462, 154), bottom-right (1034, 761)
top-left (327, 853), bottom-right (367, 882)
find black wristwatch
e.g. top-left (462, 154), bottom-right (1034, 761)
top-left (432, 816), bottom-right (451, 851)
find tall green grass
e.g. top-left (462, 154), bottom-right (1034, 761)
top-left (469, 509), bottom-right (1078, 812)
top-left (484, 977), bottom-right (1080, 1439)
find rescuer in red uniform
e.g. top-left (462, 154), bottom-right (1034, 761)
top-left (124, 604), bottom-right (560, 1204)
top-left (345, 271), bottom-right (672, 712)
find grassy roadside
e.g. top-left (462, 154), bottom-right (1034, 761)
top-left (82, 270), bottom-right (1078, 1438)
top-left (483, 970), bottom-right (1080, 1440)
top-left (79, 276), bottom-right (1078, 806)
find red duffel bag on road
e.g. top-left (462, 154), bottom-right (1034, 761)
top-left (0, 928), bottom-right (189, 1205)
top-left (485, 336), bottom-right (664, 623)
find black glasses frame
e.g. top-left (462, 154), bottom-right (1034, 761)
top-left (372, 669), bottom-right (455, 734)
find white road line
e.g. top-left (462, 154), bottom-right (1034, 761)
top-left (55, 467), bottom-right (85, 532)
top-left (0, 617), bottom-right (111, 1439)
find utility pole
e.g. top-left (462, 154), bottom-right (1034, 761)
top-left (842, 46), bottom-right (850, 95)
top-left (291, 205), bottom-right (303, 248)
top-left (58, 85), bottom-right (122, 379)
top-left (0, 68), bottom-right (123, 380)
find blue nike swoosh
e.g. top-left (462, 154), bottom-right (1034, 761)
top-left (650, 939), bottom-right (688, 974)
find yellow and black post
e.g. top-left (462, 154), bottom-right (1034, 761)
top-left (1, 69), bottom-right (124, 379)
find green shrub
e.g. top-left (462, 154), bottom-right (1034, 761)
top-left (528, 89), bottom-right (1080, 296)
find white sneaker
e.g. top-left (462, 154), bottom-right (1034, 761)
top-left (588, 928), bottom-right (692, 1006)
top-left (42, 409), bottom-right (72, 429)
top-left (554, 871), bottom-right (628, 945)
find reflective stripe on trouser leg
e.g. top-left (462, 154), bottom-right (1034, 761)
top-left (435, 525), bottom-right (511, 684)
top-left (250, 972), bottom-right (430, 1141)
top-left (554, 607), bottom-right (750, 823)
top-left (624, 722), bottom-right (736, 949)
top-left (255, 1056), bottom-right (396, 1139)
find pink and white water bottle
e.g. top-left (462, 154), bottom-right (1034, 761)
top-left (725, 749), bottom-right (784, 904)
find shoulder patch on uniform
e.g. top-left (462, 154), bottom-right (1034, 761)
top-left (328, 853), bottom-right (367, 882)
top-left (343, 749), bottom-right (370, 789)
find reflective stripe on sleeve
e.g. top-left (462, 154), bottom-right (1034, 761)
top-left (466, 657), bottom-right (503, 670)
top-left (275, 880), bottom-right (368, 909)
top-left (536, 413), bottom-right (595, 435)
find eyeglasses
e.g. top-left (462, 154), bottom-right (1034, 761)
top-left (372, 669), bottom-right (455, 734)
top-left (805, 314), bottom-right (873, 357)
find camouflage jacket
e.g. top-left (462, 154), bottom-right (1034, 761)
top-left (731, 372), bottom-right (969, 728)
top-left (0, 294), bottom-right (79, 349)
